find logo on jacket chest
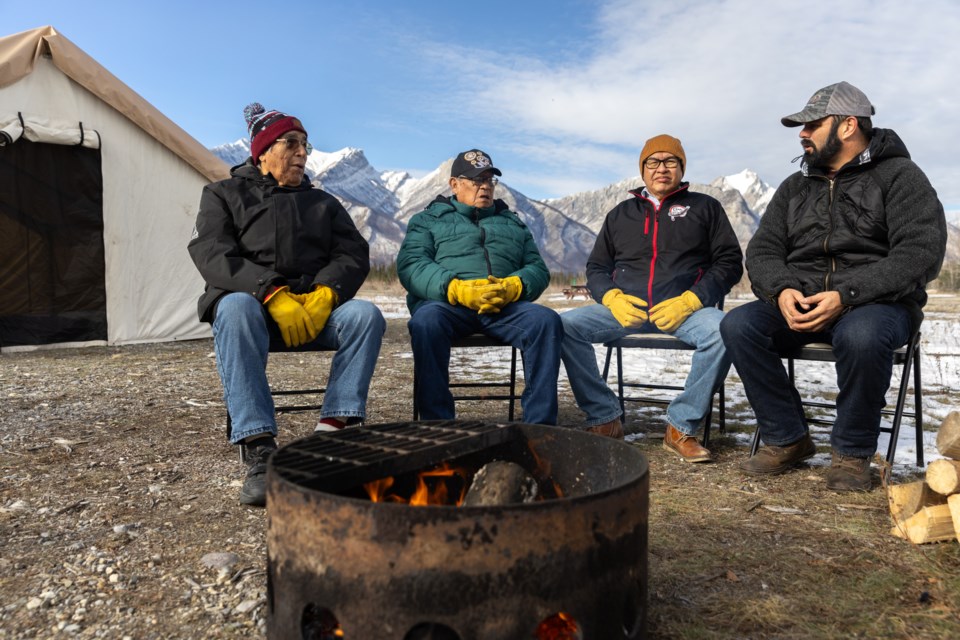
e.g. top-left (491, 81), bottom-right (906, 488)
top-left (667, 205), bottom-right (690, 220)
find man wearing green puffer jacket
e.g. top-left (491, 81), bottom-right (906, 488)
top-left (397, 149), bottom-right (562, 424)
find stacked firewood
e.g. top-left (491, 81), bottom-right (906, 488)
top-left (889, 412), bottom-right (960, 543)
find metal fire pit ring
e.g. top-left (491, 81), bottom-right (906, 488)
top-left (266, 421), bottom-right (649, 639)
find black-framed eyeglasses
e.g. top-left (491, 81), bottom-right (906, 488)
top-left (275, 136), bottom-right (313, 154)
top-left (643, 157), bottom-right (680, 170)
top-left (457, 175), bottom-right (499, 186)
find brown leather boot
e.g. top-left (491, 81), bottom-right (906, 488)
top-left (825, 451), bottom-right (873, 491)
top-left (586, 417), bottom-right (624, 440)
top-left (739, 434), bottom-right (816, 475)
top-left (662, 424), bottom-right (711, 463)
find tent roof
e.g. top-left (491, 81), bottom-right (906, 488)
top-left (0, 25), bottom-right (229, 182)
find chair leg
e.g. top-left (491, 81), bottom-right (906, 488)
top-left (750, 425), bottom-right (761, 456)
top-left (602, 347), bottom-right (613, 382)
top-left (508, 347), bottom-right (518, 421)
top-left (412, 369), bottom-right (420, 421)
top-left (616, 347), bottom-right (626, 423)
top-left (913, 340), bottom-right (924, 467)
top-left (884, 335), bottom-right (923, 467)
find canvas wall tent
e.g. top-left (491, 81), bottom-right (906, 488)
top-left (0, 26), bottom-right (229, 350)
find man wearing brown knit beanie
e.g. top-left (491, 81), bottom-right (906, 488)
top-left (560, 134), bottom-right (742, 460)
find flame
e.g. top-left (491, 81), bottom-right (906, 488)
top-left (363, 463), bottom-right (468, 506)
top-left (535, 611), bottom-right (581, 640)
top-left (364, 476), bottom-right (395, 503)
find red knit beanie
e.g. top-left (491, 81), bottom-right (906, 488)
top-left (244, 102), bottom-right (307, 165)
top-left (639, 134), bottom-right (686, 175)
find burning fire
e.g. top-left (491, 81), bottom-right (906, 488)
top-left (535, 612), bottom-right (582, 640)
top-left (363, 463), bottom-right (468, 506)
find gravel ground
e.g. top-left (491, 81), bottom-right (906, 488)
top-left (2, 309), bottom-right (959, 639)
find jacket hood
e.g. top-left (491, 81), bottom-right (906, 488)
top-left (801, 127), bottom-right (910, 175)
top-left (425, 194), bottom-right (510, 217)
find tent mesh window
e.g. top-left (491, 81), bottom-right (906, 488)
top-left (0, 139), bottom-right (106, 346)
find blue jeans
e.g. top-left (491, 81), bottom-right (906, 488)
top-left (719, 300), bottom-right (911, 457)
top-left (408, 301), bottom-right (562, 425)
top-left (560, 304), bottom-right (730, 435)
top-left (212, 292), bottom-right (385, 444)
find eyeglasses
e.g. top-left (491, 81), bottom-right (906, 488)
top-left (457, 175), bottom-right (499, 187)
top-left (274, 136), bottom-right (313, 154)
top-left (643, 157), bottom-right (681, 170)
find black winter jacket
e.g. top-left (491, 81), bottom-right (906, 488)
top-left (746, 128), bottom-right (946, 331)
top-left (586, 184), bottom-right (743, 308)
top-left (187, 161), bottom-right (370, 323)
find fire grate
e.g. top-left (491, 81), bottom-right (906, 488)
top-left (271, 420), bottom-right (521, 494)
top-left (267, 422), bottom-right (650, 639)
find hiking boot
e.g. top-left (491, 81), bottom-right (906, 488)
top-left (739, 434), bottom-right (816, 475)
top-left (826, 451), bottom-right (873, 492)
top-left (238, 437), bottom-right (277, 507)
top-left (663, 424), bottom-right (711, 463)
top-left (586, 417), bottom-right (624, 440)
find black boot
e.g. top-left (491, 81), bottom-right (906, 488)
top-left (239, 437), bottom-right (277, 507)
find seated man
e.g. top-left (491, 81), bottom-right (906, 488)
top-left (721, 82), bottom-right (946, 491)
top-left (397, 149), bottom-right (562, 425)
top-left (188, 103), bottom-right (385, 507)
top-left (560, 135), bottom-right (743, 456)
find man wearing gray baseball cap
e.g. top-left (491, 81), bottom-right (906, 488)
top-left (721, 81), bottom-right (947, 491)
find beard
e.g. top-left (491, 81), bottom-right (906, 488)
top-left (802, 118), bottom-right (843, 168)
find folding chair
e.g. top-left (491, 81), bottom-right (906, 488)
top-left (225, 344), bottom-right (337, 461)
top-left (748, 330), bottom-right (924, 466)
top-left (412, 333), bottom-right (520, 420)
top-left (601, 334), bottom-right (725, 446)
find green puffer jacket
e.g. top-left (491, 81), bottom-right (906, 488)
top-left (397, 196), bottom-right (550, 314)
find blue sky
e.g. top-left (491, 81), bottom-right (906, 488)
top-left (5, 0), bottom-right (960, 209)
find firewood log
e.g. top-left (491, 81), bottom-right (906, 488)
top-left (949, 495), bottom-right (960, 542)
top-left (463, 461), bottom-right (538, 506)
top-left (936, 411), bottom-right (960, 460)
top-left (925, 459), bottom-right (960, 496)
top-left (890, 504), bottom-right (957, 544)
top-left (887, 480), bottom-right (947, 525)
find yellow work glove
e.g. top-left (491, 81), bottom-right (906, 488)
top-left (265, 287), bottom-right (318, 348)
top-left (290, 285), bottom-right (339, 333)
top-left (447, 278), bottom-right (505, 312)
top-left (602, 288), bottom-right (648, 328)
top-left (648, 290), bottom-right (703, 332)
top-left (478, 275), bottom-right (523, 314)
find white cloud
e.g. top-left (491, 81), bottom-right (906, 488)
top-left (420, 0), bottom-right (960, 203)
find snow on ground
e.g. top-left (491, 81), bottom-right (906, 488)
top-left (375, 292), bottom-right (960, 475)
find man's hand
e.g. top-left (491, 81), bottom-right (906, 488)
top-left (602, 289), bottom-right (649, 328)
top-left (478, 275), bottom-right (523, 314)
top-left (649, 290), bottom-right (703, 332)
top-left (447, 278), bottom-right (505, 312)
top-left (290, 285), bottom-right (338, 333)
top-left (777, 289), bottom-right (845, 332)
top-left (265, 287), bottom-right (318, 347)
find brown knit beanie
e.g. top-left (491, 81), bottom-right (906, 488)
top-left (639, 134), bottom-right (686, 174)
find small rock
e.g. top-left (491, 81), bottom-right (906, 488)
top-left (200, 552), bottom-right (240, 571)
top-left (26, 597), bottom-right (44, 610)
top-left (235, 599), bottom-right (261, 614)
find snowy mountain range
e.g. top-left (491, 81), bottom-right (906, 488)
top-left (211, 139), bottom-right (776, 272)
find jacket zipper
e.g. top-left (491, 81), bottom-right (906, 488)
top-left (474, 210), bottom-right (493, 275)
top-left (823, 178), bottom-right (836, 291)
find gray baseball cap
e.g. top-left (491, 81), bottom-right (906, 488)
top-left (781, 81), bottom-right (875, 127)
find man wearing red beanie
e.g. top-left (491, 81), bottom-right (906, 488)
top-left (560, 134), bottom-right (742, 460)
top-left (188, 103), bottom-right (385, 506)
